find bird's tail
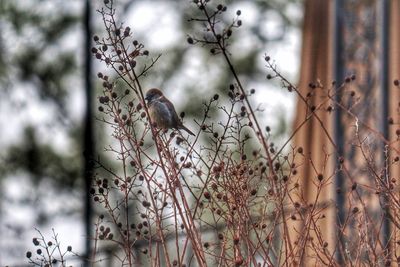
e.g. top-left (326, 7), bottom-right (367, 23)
top-left (180, 125), bottom-right (195, 136)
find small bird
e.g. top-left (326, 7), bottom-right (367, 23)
top-left (145, 88), bottom-right (195, 136)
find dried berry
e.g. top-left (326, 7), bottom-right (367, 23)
top-left (351, 182), bottom-right (357, 190)
top-left (33, 238), bottom-right (40, 246)
top-left (124, 27), bottom-right (131, 37)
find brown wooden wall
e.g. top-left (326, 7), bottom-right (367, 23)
top-left (289, 0), bottom-right (400, 265)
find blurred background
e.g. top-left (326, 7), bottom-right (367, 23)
top-left (0, 0), bottom-right (302, 265)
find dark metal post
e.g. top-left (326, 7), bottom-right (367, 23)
top-left (333, 0), bottom-right (345, 263)
top-left (83, 0), bottom-right (94, 265)
top-left (379, 0), bottom-right (390, 252)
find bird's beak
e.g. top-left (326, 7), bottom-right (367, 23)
top-left (145, 96), bottom-right (150, 101)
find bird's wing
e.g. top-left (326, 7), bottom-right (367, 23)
top-left (150, 101), bottom-right (169, 126)
top-left (160, 98), bottom-right (181, 128)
